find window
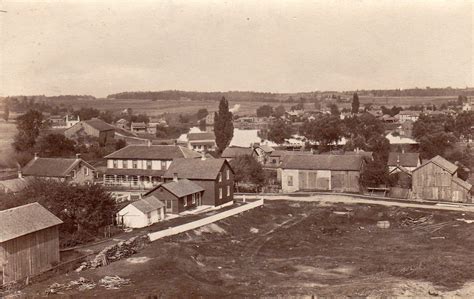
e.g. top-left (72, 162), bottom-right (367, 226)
top-left (183, 197), bottom-right (187, 207)
top-left (166, 200), bottom-right (172, 209)
top-left (72, 170), bottom-right (76, 178)
top-left (84, 167), bottom-right (89, 176)
top-left (133, 160), bottom-right (138, 169)
top-left (161, 160), bottom-right (167, 170)
top-left (219, 172), bottom-right (222, 182)
top-left (227, 185), bottom-right (230, 196)
top-left (287, 175), bottom-right (293, 186)
top-left (113, 160), bottom-right (118, 168)
top-left (272, 159), bottom-right (277, 164)
top-left (146, 160), bottom-right (152, 170)
top-left (192, 194), bottom-right (196, 204)
top-left (219, 188), bottom-right (222, 199)
top-left (226, 169), bottom-right (230, 180)
top-left (123, 160), bottom-right (128, 168)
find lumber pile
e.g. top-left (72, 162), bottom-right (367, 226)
top-left (400, 215), bottom-right (434, 227)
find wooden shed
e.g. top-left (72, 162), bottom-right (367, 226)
top-left (0, 203), bottom-right (63, 284)
top-left (412, 155), bottom-right (473, 202)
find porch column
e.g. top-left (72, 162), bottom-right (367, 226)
top-left (125, 175), bottom-right (129, 188)
top-left (114, 175), bottom-right (117, 185)
top-left (137, 176), bottom-right (141, 188)
top-left (103, 174), bottom-right (106, 184)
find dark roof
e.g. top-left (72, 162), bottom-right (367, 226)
top-left (221, 146), bottom-right (254, 158)
top-left (189, 140), bottom-right (216, 146)
top-left (389, 165), bottom-right (412, 175)
top-left (414, 155), bottom-right (458, 174)
top-left (187, 132), bottom-right (215, 141)
top-left (281, 154), bottom-right (363, 171)
top-left (0, 203), bottom-right (63, 242)
top-left (387, 152), bottom-right (420, 167)
top-left (84, 118), bottom-right (115, 132)
top-left (131, 122), bottom-right (147, 128)
top-left (148, 179), bottom-right (204, 198)
top-left (105, 145), bottom-right (202, 160)
top-left (270, 150), bottom-right (313, 157)
top-left (163, 158), bottom-right (230, 180)
top-left (22, 157), bottom-right (95, 178)
top-left (130, 195), bottom-right (164, 214)
top-left (104, 168), bottom-right (165, 177)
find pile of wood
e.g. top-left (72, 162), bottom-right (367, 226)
top-left (46, 277), bottom-right (96, 294)
top-left (98, 276), bottom-right (131, 290)
top-left (76, 235), bottom-right (150, 272)
top-left (401, 215), bottom-right (434, 227)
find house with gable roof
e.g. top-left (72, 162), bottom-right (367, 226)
top-left (387, 152), bottom-right (421, 174)
top-left (116, 195), bottom-right (165, 228)
top-left (65, 118), bottom-right (115, 145)
top-left (412, 155), bottom-right (472, 202)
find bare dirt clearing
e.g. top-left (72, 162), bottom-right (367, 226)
top-left (20, 200), bottom-right (474, 297)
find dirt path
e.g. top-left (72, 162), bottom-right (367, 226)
top-left (238, 194), bottom-right (474, 212)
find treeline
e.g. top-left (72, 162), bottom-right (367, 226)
top-left (353, 87), bottom-right (474, 97)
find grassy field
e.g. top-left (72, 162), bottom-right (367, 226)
top-left (20, 200), bottom-right (474, 297)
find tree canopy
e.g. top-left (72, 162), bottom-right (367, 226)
top-left (256, 105), bottom-right (273, 117)
top-left (300, 115), bottom-right (343, 152)
top-left (13, 109), bottom-right (44, 152)
top-left (351, 93), bottom-right (360, 114)
top-left (230, 155), bottom-right (266, 190)
top-left (214, 97), bottom-right (234, 153)
top-left (267, 119), bottom-right (292, 144)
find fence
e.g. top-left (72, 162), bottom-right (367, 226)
top-left (148, 198), bottom-right (264, 241)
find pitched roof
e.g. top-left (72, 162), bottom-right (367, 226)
top-left (221, 146), bottom-right (254, 158)
top-left (187, 132), bottom-right (215, 141)
top-left (105, 145), bottom-right (202, 160)
top-left (130, 195), bottom-right (165, 214)
top-left (0, 177), bottom-right (34, 193)
top-left (84, 118), bottom-right (115, 131)
top-left (0, 202), bottom-right (63, 242)
top-left (270, 150), bottom-right (313, 157)
top-left (281, 154), bottom-right (363, 171)
top-left (22, 157), bottom-right (95, 178)
top-left (259, 145), bottom-right (274, 153)
top-left (151, 179), bottom-right (204, 198)
top-left (413, 155), bottom-right (458, 175)
top-left (131, 122), bottom-right (147, 128)
top-left (163, 158), bottom-right (230, 180)
top-left (387, 152), bottom-right (420, 167)
top-left (452, 176), bottom-right (473, 191)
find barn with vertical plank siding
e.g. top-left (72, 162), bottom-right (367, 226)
top-left (0, 203), bottom-right (62, 284)
top-left (412, 155), bottom-right (472, 202)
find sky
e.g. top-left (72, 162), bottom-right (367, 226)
top-left (0, 0), bottom-right (472, 97)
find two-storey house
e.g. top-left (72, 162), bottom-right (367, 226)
top-left (103, 144), bottom-right (201, 190)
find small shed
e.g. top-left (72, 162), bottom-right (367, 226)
top-left (117, 195), bottom-right (165, 228)
top-left (0, 203), bottom-right (63, 284)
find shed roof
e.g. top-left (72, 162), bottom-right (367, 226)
top-left (221, 146), bottom-right (254, 158)
top-left (105, 145), bottom-right (201, 160)
top-left (281, 154), bottom-right (363, 171)
top-left (130, 195), bottom-right (165, 214)
top-left (414, 155), bottom-right (458, 174)
top-left (452, 176), bottom-right (473, 191)
top-left (0, 203), bottom-right (63, 243)
top-left (187, 132), bottom-right (215, 141)
top-left (22, 157), bottom-right (95, 178)
top-left (387, 152), bottom-right (420, 167)
top-left (164, 158), bottom-right (230, 180)
top-left (84, 118), bottom-right (115, 131)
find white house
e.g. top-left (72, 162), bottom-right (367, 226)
top-left (116, 195), bottom-right (165, 228)
top-left (395, 111), bottom-right (420, 123)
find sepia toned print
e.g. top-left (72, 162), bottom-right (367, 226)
top-left (0, 1), bottom-right (473, 297)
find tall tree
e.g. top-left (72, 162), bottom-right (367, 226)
top-left (3, 103), bottom-right (9, 122)
top-left (36, 133), bottom-right (76, 157)
top-left (214, 97), bottom-right (234, 153)
top-left (329, 103), bottom-right (340, 116)
top-left (351, 93), bottom-right (360, 114)
top-left (196, 108), bottom-right (209, 120)
top-left (256, 105), bottom-right (273, 117)
top-left (273, 105), bottom-right (286, 118)
top-left (13, 110), bottom-right (44, 152)
top-left (300, 115), bottom-right (343, 152)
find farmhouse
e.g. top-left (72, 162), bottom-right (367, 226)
top-left (412, 155), bottom-right (472, 202)
top-left (387, 152), bottom-right (421, 173)
top-left (130, 122), bottom-right (147, 134)
top-left (280, 154), bottom-right (365, 193)
top-left (0, 203), bottom-right (62, 284)
top-left (395, 111), bottom-right (420, 123)
top-left (185, 132), bottom-right (217, 153)
top-left (163, 158), bottom-right (234, 207)
top-left (103, 144), bottom-right (201, 189)
top-left (21, 154), bottom-right (96, 184)
top-left (65, 118), bottom-right (115, 145)
top-left (116, 195), bottom-right (165, 228)
top-left (145, 178), bottom-right (205, 214)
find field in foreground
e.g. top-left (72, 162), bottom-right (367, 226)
top-left (20, 200), bottom-right (474, 297)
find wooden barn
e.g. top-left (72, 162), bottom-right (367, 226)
top-left (0, 203), bottom-right (62, 284)
top-left (412, 155), bottom-right (473, 202)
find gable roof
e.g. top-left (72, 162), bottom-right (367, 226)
top-left (387, 152), bottom-right (420, 167)
top-left (150, 179), bottom-right (204, 198)
top-left (131, 122), bottom-right (147, 128)
top-left (389, 165), bottom-right (412, 175)
top-left (187, 132), bottom-right (215, 141)
top-left (84, 118), bottom-right (115, 132)
top-left (105, 145), bottom-right (202, 160)
top-left (281, 154), bottom-right (363, 171)
top-left (221, 146), bottom-right (254, 158)
top-left (22, 157), bottom-right (95, 178)
top-left (0, 177), bottom-right (34, 193)
top-left (163, 158), bottom-right (231, 180)
top-left (452, 176), bottom-right (473, 191)
top-left (414, 155), bottom-right (458, 174)
top-left (270, 150), bottom-right (313, 157)
top-left (0, 203), bottom-right (63, 242)
top-left (258, 145), bottom-right (274, 153)
top-left (130, 195), bottom-right (165, 214)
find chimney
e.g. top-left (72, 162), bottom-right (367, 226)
top-left (397, 154), bottom-right (400, 166)
top-left (34, 152), bottom-right (39, 160)
top-left (147, 139), bottom-right (152, 147)
top-left (76, 153), bottom-right (81, 159)
top-left (401, 147), bottom-right (405, 154)
top-left (173, 173), bottom-right (178, 182)
top-left (18, 170), bottom-right (22, 179)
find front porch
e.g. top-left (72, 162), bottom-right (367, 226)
top-left (102, 174), bottom-right (162, 190)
